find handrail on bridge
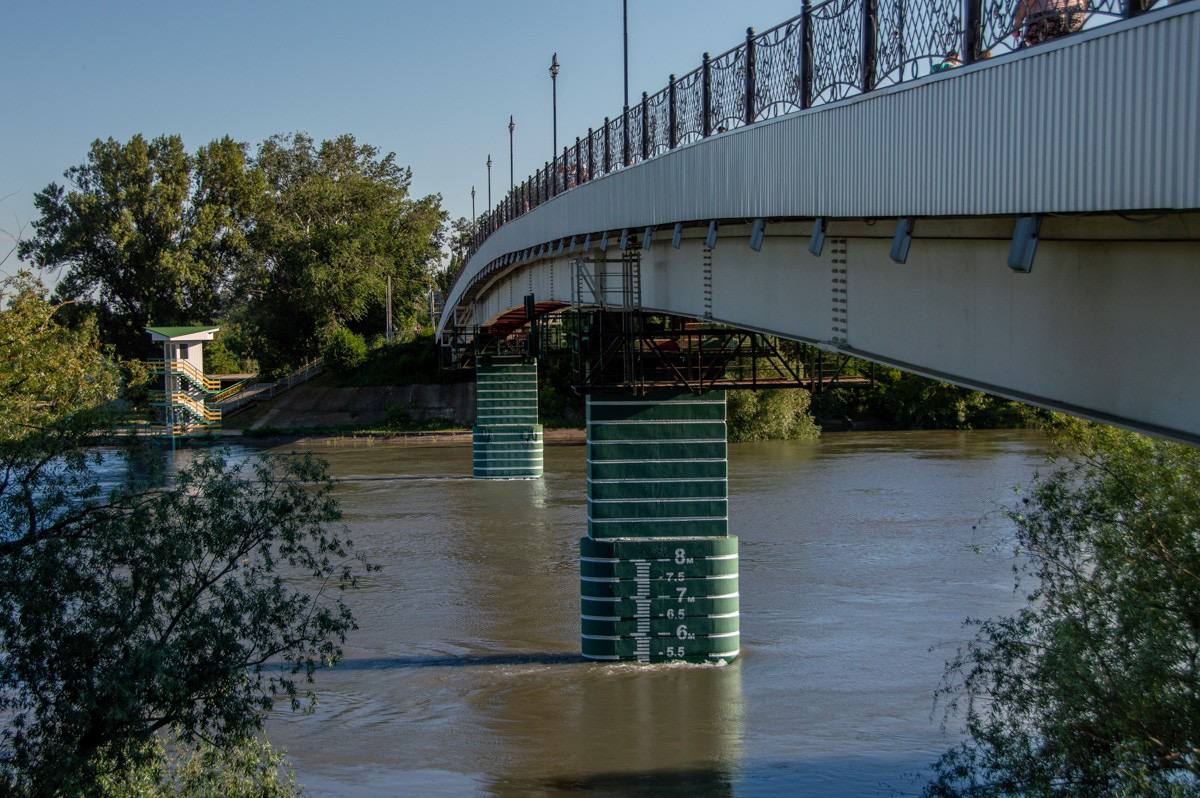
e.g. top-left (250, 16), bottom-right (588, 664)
top-left (454, 0), bottom-right (1181, 285)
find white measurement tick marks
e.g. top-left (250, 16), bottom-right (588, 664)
top-left (634, 559), bottom-right (651, 662)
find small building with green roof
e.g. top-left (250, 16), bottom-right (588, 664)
top-left (146, 325), bottom-right (222, 435)
top-left (146, 325), bottom-right (219, 376)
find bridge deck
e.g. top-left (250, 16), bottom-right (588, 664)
top-left (442, 5), bottom-right (1200, 443)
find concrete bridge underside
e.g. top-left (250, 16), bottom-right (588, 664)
top-left (441, 6), bottom-right (1200, 444)
top-left (470, 216), bottom-right (1200, 443)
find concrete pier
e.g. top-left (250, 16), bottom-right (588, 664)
top-left (580, 391), bottom-right (739, 663)
top-left (472, 355), bottom-right (543, 479)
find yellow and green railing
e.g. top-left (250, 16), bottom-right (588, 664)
top-left (148, 390), bottom-right (223, 429)
top-left (147, 359), bottom-right (251, 397)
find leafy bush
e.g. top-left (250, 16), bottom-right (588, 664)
top-left (204, 323), bottom-right (257, 375)
top-left (538, 351), bottom-right (583, 428)
top-left (321, 326), bottom-right (367, 373)
top-left (926, 420), bottom-right (1200, 796)
top-left (92, 734), bottom-right (300, 797)
top-left (320, 334), bottom-right (440, 387)
top-left (727, 388), bottom-right (820, 442)
top-left (813, 363), bottom-right (1033, 430)
top-left (0, 451), bottom-right (370, 792)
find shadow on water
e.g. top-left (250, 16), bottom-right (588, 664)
top-left (491, 758), bottom-right (934, 798)
top-left (517, 766), bottom-right (734, 798)
top-left (326, 652), bottom-right (584, 670)
top-left (330, 474), bottom-right (478, 483)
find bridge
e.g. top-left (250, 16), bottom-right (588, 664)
top-left (438, 0), bottom-right (1200, 663)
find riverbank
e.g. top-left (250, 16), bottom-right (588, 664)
top-left (110, 415), bottom-right (1031, 448)
top-left (257, 427), bottom-right (586, 448)
top-left (128, 426), bottom-right (588, 448)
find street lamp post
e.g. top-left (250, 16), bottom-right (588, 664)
top-left (486, 154), bottom-right (493, 210)
top-left (470, 186), bottom-right (476, 229)
top-left (623, 0), bottom-right (629, 108)
top-left (508, 116), bottom-right (516, 192)
top-left (550, 52), bottom-right (560, 190)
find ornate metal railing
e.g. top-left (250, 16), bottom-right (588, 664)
top-left (461, 0), bottom-right (1182, 272)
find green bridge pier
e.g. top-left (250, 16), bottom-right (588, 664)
top-left (472, 355), bottom-right (544, 479)
top-left (580, 391), bottom-right (740, 664)
top-left (470, 358), bottom-right (740, 662)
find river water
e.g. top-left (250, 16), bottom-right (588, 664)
top-left (176, 431), bottom-right (1046, 796)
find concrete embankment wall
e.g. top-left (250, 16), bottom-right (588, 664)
top-left (249, 382), bottom-right (475, 430)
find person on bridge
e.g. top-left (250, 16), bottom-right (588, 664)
top-left (931, 50), bottom-right (961, 72)
top-left (1012, 0), bottom-right (1087, 46)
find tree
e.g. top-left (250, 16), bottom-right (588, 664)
top-left (244, 133), bottom-right (446, 373)
top-left (18, 134), bottom-right (263, 358)
top-left (322, 325), bottom-right (368, 373)
top-left (0, 452), bottom-right (362, 794)
top-left (443, 215), bottom-right (473, 295)
top-left (727, 388), bottom-right (820, 442)
top-left (0, 271), bottom-right (121, 446)
top-left (0, 274), bottom-right (371, 793)
top-left (926, 420), bottom-right (1200, 796)
top-left (94, 735), bottom-right (299, 797)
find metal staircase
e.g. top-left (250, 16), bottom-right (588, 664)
top-left (147, 360), bottom-right (241, 433)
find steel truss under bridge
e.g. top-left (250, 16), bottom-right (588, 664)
top-left (568, 251), bottom-right (866, 395)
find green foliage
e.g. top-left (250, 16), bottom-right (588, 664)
top-left (91, 734), bottom-right (299, 797)
top-left (1, 273), bottom-right (366, 795)
top-left (202, 337), bottom-right (241, 375)
top-left (327, 334), bottom-right (439, 387)
top-left (926, 420), bottom-right (1200, 796)
top-left (727, 388), bottom-right (820, 442)
top-left (321, 326), bottom-right (368, 373)
top-left (0, 271), bottom-right (123, 445)
top-left (0, 448), bottom-right (369, 793)
top-left (442, 216), bottom-right (473, 296)
top-left (204, 323), bottom-right (256, 375)
top-left (21, 131), bottom-right (447, 371)
top-left (537, 351), bottom-right (583, 428)
top-left (381, 407), bottom-right (458, 433)
top-left (19, 135), bottom-right (263, 357)
top-left (815, 363), bottom-right (1032, 430)
top-left (243, 133), bottom-right (447, 372)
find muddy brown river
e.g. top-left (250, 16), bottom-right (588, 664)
top-left (165, 430), bottom-right (1046, 796)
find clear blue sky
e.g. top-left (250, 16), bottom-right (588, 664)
top-left (1, 0), bottom-right (801, 275)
